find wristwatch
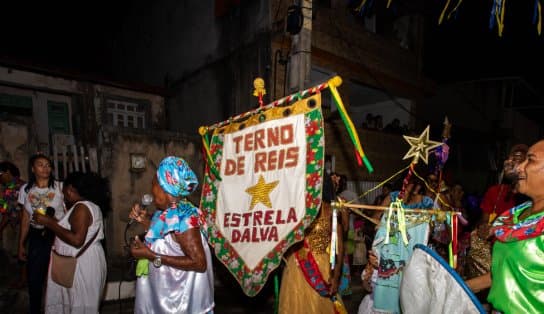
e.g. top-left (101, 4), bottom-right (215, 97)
top-left (152, 255), bottom-right (162, 268)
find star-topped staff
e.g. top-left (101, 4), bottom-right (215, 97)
top-left (398, 125), bottom-right (443, 201)
top-left (402, 125), bottom-right (443, 165)
top-left (388, 126), bottom-right (443, 246)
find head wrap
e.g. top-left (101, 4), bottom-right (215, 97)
top-left (156, 156), bottom-right (198, 197)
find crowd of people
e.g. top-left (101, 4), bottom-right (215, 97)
top-left (1, 154), bottom-right (110, 313)
top-left (362, 114), bottom-right (410, 135)
top-left (1, 139), bottom-right (543, 314)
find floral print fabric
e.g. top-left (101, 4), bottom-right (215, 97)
top-left (156, 157), bottom-right (198, 197)
top-left (144, 200), bottom-right (200, 246)
top-left (492, 201), bottom-right (544, 242)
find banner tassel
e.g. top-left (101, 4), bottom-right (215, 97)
top-left (328, 77), bottom-right (374, 173)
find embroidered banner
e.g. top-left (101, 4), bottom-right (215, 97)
top-left (200, 94), bottom-right (324, 296)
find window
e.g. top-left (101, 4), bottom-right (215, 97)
top-left (0, 93), bottom-right (33, 116)
top-left (106, 99), bottom-right (146, 128)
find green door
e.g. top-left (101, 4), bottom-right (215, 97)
top-left (47, 101), bottom-right (70, 134)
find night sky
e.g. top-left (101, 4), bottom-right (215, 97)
top-left (0, 2), bottom-right (126, 78)
top-left (1, 1), bottom-right (543, 90)
top-left (424, 0), bottom-right (544, 88)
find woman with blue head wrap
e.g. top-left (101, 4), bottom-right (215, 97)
top-left (130, 156), bottom-right (214, 314)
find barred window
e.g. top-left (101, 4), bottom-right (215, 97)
top-left (106, 99), bottom-right (146, 128)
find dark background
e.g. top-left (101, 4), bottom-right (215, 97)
top-left (2, 1), bottom-right (543, 89)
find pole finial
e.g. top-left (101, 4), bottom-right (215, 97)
top-left (253, 77), bottom-right (266, 107)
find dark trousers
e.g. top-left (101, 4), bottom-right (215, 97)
top-left (27, 228), bottom-right (53, 314)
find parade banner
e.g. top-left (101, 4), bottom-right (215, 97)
top-left (200, 94), bottom-right (324, 296)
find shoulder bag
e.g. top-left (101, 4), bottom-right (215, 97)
top-left (51, 230), bottom-right (99, 288)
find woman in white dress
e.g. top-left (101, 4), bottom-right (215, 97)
top-left (33, 171), bottom-right (108, 314)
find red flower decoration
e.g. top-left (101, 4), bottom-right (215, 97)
top-left (307, 172), bottom-right (320, 187)
top-left (307, 121), bottom-right (319, 135)
top-left (306, 148), bottom-right (316, 164)
top-left (305, 194), bottom-right (313, 207)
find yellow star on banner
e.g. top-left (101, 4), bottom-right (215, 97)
top-left (245, 175), bottom-right (279, 210)
top-left (402, 125), bottom-right (443, 164)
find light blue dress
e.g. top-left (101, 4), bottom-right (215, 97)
top-left (372, 191), bottom-right (434, 314)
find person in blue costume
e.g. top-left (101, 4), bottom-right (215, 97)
top-left (129, 156), bottom-right (214, 314)
top-left (360, 178), bottom-right (434, 314)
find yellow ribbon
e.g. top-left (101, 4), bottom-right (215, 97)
top-left (387, 0), bottom-right (393, 9)
top-left (448, 0), bottom-right (464, 20)
top-left (385, 200), bottom-right (409, 245)
top-left (495, 0), bottom-right (507, 37)
top-left (355, 0), bottom-right (368, 12)
top-left (344, 164), bottom-right (411, 206)
top-left (439, 0), bottom-right (452, 25)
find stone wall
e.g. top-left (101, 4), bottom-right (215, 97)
top-left (98, 126), bottom-right (202, 261)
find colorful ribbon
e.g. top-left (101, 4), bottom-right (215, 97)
top-left (385, 199), bottom-right (408, 245)
top-left (330, 207), bottom-right (339, 269)
top-left (199, 126), bottom-right (222, 181)
top-left (489, 0), bottom-right (507, 36)
top-left (295, 240), bottom-right (347, 314)
top-left (328, 77), bottom-right (374, 173)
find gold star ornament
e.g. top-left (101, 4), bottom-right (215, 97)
top-left (245, 175), bottom-right (279, 210)
top-left (402, 125), bottom-right (443, 164)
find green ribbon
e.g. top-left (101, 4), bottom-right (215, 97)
top-left (274, 274), bottom-right (279, 314)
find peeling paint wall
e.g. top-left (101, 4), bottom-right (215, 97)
top-left (98, 126), bottom-right (202, 260)
top-left (0, 120), bottom-right (31, 180)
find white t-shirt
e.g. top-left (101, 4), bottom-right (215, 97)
top-left (18, 181), bottom-right (65, 229)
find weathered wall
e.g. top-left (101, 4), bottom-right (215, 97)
top-left (99, 126), bottom-right (202, 260)
top-left (0, 120), bottom-right (31, 180)
top-left (0, 66), bottom-right (166, 148)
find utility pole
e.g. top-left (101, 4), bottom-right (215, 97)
top-left (288, 0), bottom-right (312, 93)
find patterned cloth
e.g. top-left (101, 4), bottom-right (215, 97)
top-left (144, 200), bottom-right (200, 246)
top-left (372, 191), bottom-right (434, 314)
top-left (491, 201), bottom-right (543, 242)
top-left (488, 201), bottom-right (544, 313)
top-left (279, 203), bottom-right (346, 314)
top-left (156, 156), bottom-right (198, 197)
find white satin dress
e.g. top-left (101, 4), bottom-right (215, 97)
top-left (135, 231), bottom-right (215, 314)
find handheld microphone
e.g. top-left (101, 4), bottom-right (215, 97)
top-left (128, 194), bottom-right (153, 225)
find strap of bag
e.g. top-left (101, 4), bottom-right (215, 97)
top-left (75, 230), bottom-right (99, 258)
top-left (64, 200), bottom-right (100, 258)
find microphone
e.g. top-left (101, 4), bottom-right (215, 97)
top-left (128, 194), bottom-right (153, 225)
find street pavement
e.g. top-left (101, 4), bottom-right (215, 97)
top-left (0, 246), bottom-right (365, 313)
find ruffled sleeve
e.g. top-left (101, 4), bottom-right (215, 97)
top-left (144, 200), bottom-right (200, 246)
